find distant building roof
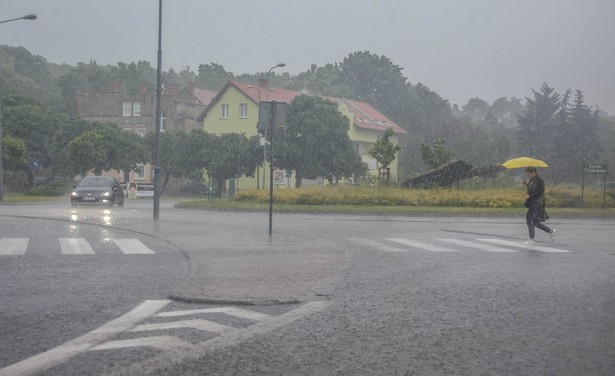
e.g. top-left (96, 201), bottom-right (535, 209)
top-left (198, 79), bottom-right (406, 134)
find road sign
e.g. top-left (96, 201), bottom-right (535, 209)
top-left (583, 163), bottom-right (607, 174)
top-left (258, 101), bottom-right (287, 130)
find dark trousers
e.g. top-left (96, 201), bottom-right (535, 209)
top-left (528, 218), bottom-right (552, 239)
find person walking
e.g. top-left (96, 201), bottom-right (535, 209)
top-left (522, 167), bottom-right (556, 244)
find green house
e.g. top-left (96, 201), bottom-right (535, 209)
top-left (197, 79), bottom-right (406, 191)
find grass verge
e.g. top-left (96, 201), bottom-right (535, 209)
top-left (174, 198), bottom-right (615, 218)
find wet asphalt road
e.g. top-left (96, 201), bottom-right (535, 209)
top-left (1, 201), bottom-right (614, 375)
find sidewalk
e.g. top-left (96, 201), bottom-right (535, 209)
top-left (115, 203), bottom-right (346, 305)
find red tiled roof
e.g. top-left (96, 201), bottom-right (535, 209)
top-left (192, 87), bottom-right (217, 106)
top-left (199, 80), bottom-right (406, 134)
top-left (337, 98), bottom-right (406, 134)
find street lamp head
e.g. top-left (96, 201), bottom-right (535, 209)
top-left (23, 14), bottom-right (37, 20)
top-left (276, 63), bottom-right (286, 68)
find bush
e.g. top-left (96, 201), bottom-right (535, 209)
top-left (26, 181), bottom-right (69, 196)
top-left (233, 185), bottom-right (614, 208)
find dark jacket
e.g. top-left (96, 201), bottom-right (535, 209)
top-left (526, 174), bottom-right (549, 223)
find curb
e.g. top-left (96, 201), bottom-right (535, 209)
top-left (168, 294), bottom-right (303, 306)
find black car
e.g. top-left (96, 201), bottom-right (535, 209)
top-left (71, 176), bottom-right (125, 207)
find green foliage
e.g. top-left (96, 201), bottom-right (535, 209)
top-left (275, 95), bottom-right (366, 187)
top-left (234, 185), bottom-right (614, 208)
top-left (517, 84), bottom-right (602, 183)
top-left (420, 139), bottom-right (456, 170)
top-left (368, 128), bottom-right (401, 169)
top-left (67, 131), bottom-right (105, 176)
top-left (2, 136), bottom-right (27, 171)
top-left (26, 181), bottom-right (69, 196)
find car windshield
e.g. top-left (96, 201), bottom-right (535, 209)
top-left (79, 178), bottom-right (112, 188)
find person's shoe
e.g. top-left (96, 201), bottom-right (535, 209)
top-left (549, 229), bottom-right (557, 241)
top-left (522, 239), bottom-right (535, 245)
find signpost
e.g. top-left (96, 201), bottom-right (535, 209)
top-left (581, 161), bottom-right (608, 208)
top-left (259, 101), bottom-right (287, 237)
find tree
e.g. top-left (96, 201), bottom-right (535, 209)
top-left (208, 133), bottom-right (262, 193)
top-left (1, 94), bottom-right (63, 174)
top-left (368, 128), bottom-right (401, 169)
top-left (196, 63), bottom-right (233, 91)
top-left (420, 139), bottom-right (456, 170)
top-left (462, 97), bottom-right (490, 120)
top-left (67, 131), bottom-right (105, 177)
top-left (2, 136), bottom-right (27, 172)
top-left (517, 83), bottom-right (560, 160)
top-left (275, 95), bottom-right (366, 187)
top-left (552, 90), bottom-right (601, 182)
top-left (289, 63), bottom-right (351, 98)
top-left (338, 51), bottom-right (408, 122)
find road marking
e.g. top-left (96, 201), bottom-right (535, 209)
top-left (0, 300), bottom-right (170, 376)
top-left (117, 301), bottom-right (332, 374)
top-left (91, 336), bottom-right (192, 352)
top-left (0, 238), bottom-right (159, 256)
top-left (438, 238), bottom-right (518, 253)
top-left (478, 238), bottom-right (570, 253)
top-left (131, 319), bottom-right (235, 335)
top-left (348, 238), bottom-right (409, 252)
top-left (59, 238), bottom-right (95, 255)
top-left (386, 238), bottom-right (458, 252)
top-left (157, 307), bottom-right (271, 322)
top-left (113, 239), bottom-right (155, 254)
top-left (0, 238), bottom-right (29, 255)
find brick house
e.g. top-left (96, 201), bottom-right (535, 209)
top-left (75, 83), bottom-right (215, 189)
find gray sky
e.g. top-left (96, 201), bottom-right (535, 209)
top-left (3, 0), bottom-right (615, 114)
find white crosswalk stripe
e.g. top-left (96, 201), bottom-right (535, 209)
top-left (477, 238), bottom-right (571, 253)
top-left (386, 238), bottom-right (458, 252)
top-left (60, 238), bottom-right (95, 255)
top-left (438, 238), bottom-right (518, 253)
top-left (0, 238), bottom-right (29, 255)
top-left (112, 239), bottom-right (156, 254)
top-left (348, 238), bottom-right (410, 252)
top-left (0, 238), bottom-right (157, 256)
top-left (350, 237), bottom-right (570, 254)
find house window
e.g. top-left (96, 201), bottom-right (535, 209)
top-left (135, 163), bottom-right (145, 180)
top-left (123, 102), bottom-right (132, 117)
top-left (220, 104), bottom-right (229, 119)
top-left (133, 102), bottom-right (141, 116)
top-left (239, 103), bottom-right (248, 118)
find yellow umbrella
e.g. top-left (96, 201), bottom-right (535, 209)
top-left (502, 157), bottom-right (549, 169)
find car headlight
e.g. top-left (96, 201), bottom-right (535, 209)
top-left (71, 191), bottom-right (78, 197)
top-left (102, 192), bottom-right (111, 197)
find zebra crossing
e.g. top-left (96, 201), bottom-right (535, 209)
top-left (0, 237), bottom-right (157, 256)
top-left (349, 237), bottom-right (570, 254)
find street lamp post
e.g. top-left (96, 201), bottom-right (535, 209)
top-left (153, 0), bottom-right (162, 220)
top-left (0, 14), bottom-right (37, 202)
top-left (266, 63), bottom-right (285, 238)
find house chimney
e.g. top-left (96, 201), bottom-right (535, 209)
top-left (111, 81), bottom-right (120, 92)
top-left (258, 78), bottom-right (268, 89)
top-left (139, 84), bottom-right (148, 94)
